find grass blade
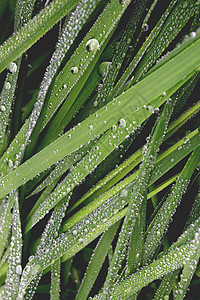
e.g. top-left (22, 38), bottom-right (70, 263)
top-left (50, 259), bottom-right (61, 300)
top-left (143, 146), bottom-right (200, 265)
top-left (3, 192), bottom-right (22, 300)
top-left (0, 0), bottom-right (80, 73)
top-left (75, 222), bottom-right (119, 300)
top-left (1, 34), bottom-right (200, 198)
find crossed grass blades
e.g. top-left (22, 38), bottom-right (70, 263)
top-left (0, 0), bottom-right (200, 299)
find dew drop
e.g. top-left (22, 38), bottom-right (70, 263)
top-left (98, 61), bottom-right (111, 77)
top-left (86, 39), bottom-right (99, 52)
top-left (8, 159), bottom-right (13, 167)
top-left (161, 91), bottom-right (166, 97)
top-left (71, 66), bottom-right (78, 74)
top-left (148, 105), bottom-right (154, 113)
top-left (4, 82), bottom-right (11, 90)
top-left (143, 23), bottom-right (149, 31)
top-left (0, 105), bottom-right (6, 112)
top-left (16, 265), bottom-right (22, 275)
top-left (190, 32), bottom-right (196, 38)
top-left (120, 189), bottom-right (128, 197)
top-left (119, 118), bottom-right (126, 128)
top-left (8, 62), bottom-right (17, 73)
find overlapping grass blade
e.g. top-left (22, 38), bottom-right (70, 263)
top-left (39, 0), bottom-right (132, 144)
top-left (63, 128), bottom-right (200, 232)
top-left (0, 0), bottom-right (36, 154)
top-left (99, 97), bottom-right (176, 299)
top-left (75, 222), bottom-right (119, 300)
top-left (143, 146), bottom-right (200, 265)
top-left (0, 0), bottom-right (102, 179)
top-left (1, 34), bottom-right (200, 198)
top-left (108, 243), bottom-right (192, 300)
top-left (0, 0), bottom-right (80, 73)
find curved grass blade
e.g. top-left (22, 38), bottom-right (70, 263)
top-left (86, 0), bottom-right (148, 115)
top-left (3, 192), bottom-right (22, 300)
top-left (0, 0), bottom-right (80, 73)
top-left (143, 146), bottom-right (200, 265)
top-left (1, 34), bottom-right (200, 198)
top-left (75, 222), bottom-right (119, 300)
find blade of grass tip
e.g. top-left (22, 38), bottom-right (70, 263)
top-left (50, 259), bottom-right (60, 300)
top-left (0, 0), bottom-right (36, 155)
top-left (0, 0), bottom-right (102, 179)
top-left (131, 0), bottom-right (197, 86)
top-left (100, 243), bottom-right (192, 300)
top-left (174, 226), bottom-right (200, 300)
top-left (1, 36), bottom-right (200, 199)
top-left (143, 146), bottom-right (200, 265)
top-left (0, 193), bottom-right (15, 259)
top-left (75, 222), bottom-right (119, 300)
top-left (0, 0), bottom-right (80, 73)
top-left (100, 97), bottom-right (177, 298)
top-left (3, 192), bottom-right (22, 300)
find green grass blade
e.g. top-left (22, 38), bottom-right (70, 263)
top-left (127, 193), bottom-right (147, 275)
top-left (100, 96), bottom-right (176, 298)
top-left (131, 0), bottom-right (197, 84)
top-left (174, 227), bottom-right (200, 300)
top-left (102, 243), bottom-right (192, 300)
top-left (0, 193), bottom-right (14, 259)
top-left (0, 0), bottom-right (80, 73)
top-left (75, 222), bottom-right (119, 300)
top-left (50, 259), bottom-right (60, 300)
top-left (153, 270), bottom-right (180, 300)
top-left (3, 192), bottom-right (22, 300)
top-left (143, 146), bottom-right (200, 265)
top-left (0, 0), bottom-right (101, 179)
top-left (0, 0), bottom-right (36, 154)
top-left (40, 0), bottom-right (132, 137)
top-left (29, 139), bottom-right (95, 196)
top-left (1, 34), bottom-right (200, 198)
top-left (63, 129), bottom-right (200, 232)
